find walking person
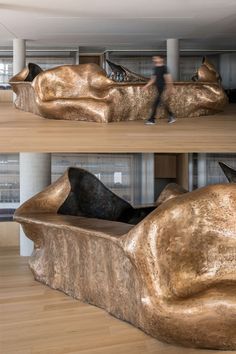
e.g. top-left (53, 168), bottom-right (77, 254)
top-left (143, 56), bottom-right (176, 124)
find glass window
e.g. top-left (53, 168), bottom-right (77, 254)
top-left (0, 154), bottom-right (19, 208)
top-left (52, 153), bottom-right (141, 204)
top-left (0, 153), bottom-right (145, 209)
top-left (0, 58), bottom-right (13, 86)
top-left (192, 153), bottom-right (236, 189)
top-left (0, 56), bottom-right (75, 86)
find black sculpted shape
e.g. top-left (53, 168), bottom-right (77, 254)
top-left (24, 63), bottom-right (43, 82)
top-left (106, 59), bottom-right (147, 83)
top-left (219, 162), bottom-right (236, 183)
top-left (58, 168), bottom-right (155, 225)
top-left (106, 60), bottom-right (126, 75)
top-left (225, 89), bottom-right (236, 103)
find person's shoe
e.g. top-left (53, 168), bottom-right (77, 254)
top-left (145, 118), bottom-right (156, 125)
top-left (168, 116), bottom-right (176, 124)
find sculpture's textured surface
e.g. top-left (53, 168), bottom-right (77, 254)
top-left (155, 182), bottom-right (188, 205)
top-left (14, 168), bottom-right (236, 350)
top-left (192, 56), bottom-right (222, 83)
top-left (10, 59), bottom-right (228, 123)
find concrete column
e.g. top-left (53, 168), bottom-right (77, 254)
top-left (75, 47), bottom-right (80, 64)
top-left (104, 51), bottom-right (110, 75)
top-left (167, 38), bottom-right (179, 81)
top-left (13, 39), bottom-right (26, 75)
top-left (20, 153), bottom-right (51, 256)
top-left (141, 153), bottom-right (155, 204)
top-left (197, 153), bottom-right (207, 188)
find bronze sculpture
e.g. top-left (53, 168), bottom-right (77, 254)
top-left (192, 56), bottom-right (222, 83)
top-left (10, 58), bottom-right (228, 123)
top-left (14, 167), bottom-right (236, 350)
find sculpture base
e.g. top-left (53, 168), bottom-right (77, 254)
top-left (14, 168), bottom-right (236, 350)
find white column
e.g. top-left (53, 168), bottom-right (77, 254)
top-left (197, 153), bottom-right (207, 188)
top-left (13, 39), bottom-right (26, 75)
top-left (104, 51), bottom-right (110, 75)
top-left (75, 47), bottom-right (80, 65)
top-left (20, 153), bottom-right (51, 256)
top-left (141, 153), bottom-right (155, 204)
top-left (167, 38), bottom-right (179, 81)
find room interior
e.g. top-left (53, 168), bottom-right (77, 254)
top-left (0, 1), bottom-right (236, 353)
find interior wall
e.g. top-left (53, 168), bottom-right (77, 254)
top-left (79, 56), bottom-right (101, 66)
top-left (176, 154), bottom-right (189, 190)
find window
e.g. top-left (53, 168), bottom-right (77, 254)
top-left (0, 153), bottom-right (148, 208)
top-left (0, 56), bottom-right (75, 86)
top-left (192, 153), bottom-right (236, 189)
top-left (0, 58), bottom-right (13, 86)
top-left (0, 154), bottom-right (19, 207)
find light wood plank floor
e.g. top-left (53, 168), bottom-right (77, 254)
top-left (1, 247), bottom-right (236, 354)
top-left (0, 103), bottom-right (235, 153)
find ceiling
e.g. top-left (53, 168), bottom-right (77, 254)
top-left (0, 0), bottom-right (235, 51)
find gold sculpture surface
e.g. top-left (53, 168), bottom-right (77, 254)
top-left (14, 168), bottom-right (236, 350)
top-left (10, 58), bottom-right (228, 123)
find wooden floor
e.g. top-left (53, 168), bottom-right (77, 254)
top-left (1, 247), bottom-right (236, 354)
top-left (0, 103), bottom-right (236, 153)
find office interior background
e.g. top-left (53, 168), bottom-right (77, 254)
top-left (0, 0), bottom-right (235, 275)
top-left (1, 152), bottom-right (236, 248)
top-left (0, 1), bottom-right (236, 352)
top-left (0, 48), bottom-right (236, 222)
top-left (0, 46), bottom-right (236, 246)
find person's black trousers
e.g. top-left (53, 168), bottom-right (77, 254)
top-left (149, 86), bottom-right (173, 120)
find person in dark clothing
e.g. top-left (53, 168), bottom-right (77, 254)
top-left (143, 56), bottom-right (176, 124)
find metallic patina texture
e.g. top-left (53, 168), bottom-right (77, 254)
top-left (14, 168), bottom-right (236, 350)
top-left (156, 182), bottom-right (188, 205)
top-left (10, 59), bottom-right (228, 123)
top-left (192, 57), bottom-right (222, 83)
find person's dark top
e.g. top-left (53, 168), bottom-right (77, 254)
top-left (153, 65), bottom-right (168, 89)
